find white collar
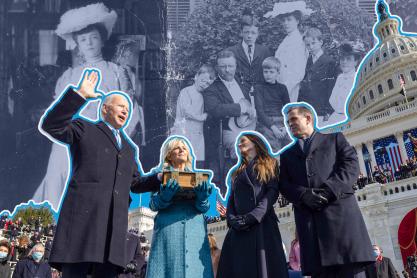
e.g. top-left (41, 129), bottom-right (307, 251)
top-left (104, 121), bottom-right (120, 134)
top-left (311, 49), bottom-right (324, 62)
top-left (241, 41), bottom-right (255, 53)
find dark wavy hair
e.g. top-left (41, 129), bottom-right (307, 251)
top-left (233, 133), bottom-right (278, 184)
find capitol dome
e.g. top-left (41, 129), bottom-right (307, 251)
top-left (348, 5), bottom-right (417, 119)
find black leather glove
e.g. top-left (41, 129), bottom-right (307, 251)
top-left (300, 189), bottom-right (329, 211)
top-left (125, 261), bottom-right (137, 273)
top-left (230, 214), bottom-right (257, 231)
top-left (228, 215), bottom-right (244, 231)
top-left (318, 186), bottom-right (336, 202)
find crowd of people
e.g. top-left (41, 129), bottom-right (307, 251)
top-left (372, 158), bottom-right (417, 184)
top-left (0, 214), bottom-right (57, 277)
top-left (352, 157), bottom-right (417, 189)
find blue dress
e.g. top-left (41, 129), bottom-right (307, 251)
top-left (146, 171), bottom-right (214, 278)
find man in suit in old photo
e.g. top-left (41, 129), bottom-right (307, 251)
top-left (203, 50), bottom-right (256, 189)
top-left (40, 69), bottom-right (159, 277)
top-left (226, 9), bottom-right (273, 88)
top-left (279, 104), bottom-right (374, 278)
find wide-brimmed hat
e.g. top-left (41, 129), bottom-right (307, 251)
top-left (55, 3), bottom-right (117, 49)
top-left (264, 1), bottom-right (314, 19)
top-left (339, 40), bottom-right (366, 58)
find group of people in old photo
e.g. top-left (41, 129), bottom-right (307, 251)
top-left (170, 1), bottom-right (366, 186)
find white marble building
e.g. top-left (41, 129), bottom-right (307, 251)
top-left (128, 206), bottom-right (156, 233)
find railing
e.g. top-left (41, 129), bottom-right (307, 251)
top-left (366, 109), bottom-right (391, 122)
top-left (355, 176), bottom-right (417, 203)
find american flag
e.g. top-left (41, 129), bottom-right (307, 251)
top-left (374, 135), bottom-right (402, 176)
top-left (216, 195), bottom-right (227, 217)
top-left (385, 143), bottom-right (402, 172)
top-left (404, 129), bottom-right (417, 159)
top-left (399, 74), bottom-right (407, 97)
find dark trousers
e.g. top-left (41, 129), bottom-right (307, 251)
top-left (61, 262), bottom-right (120, 278)
top-left (312, 265), bottom-right (366, 278)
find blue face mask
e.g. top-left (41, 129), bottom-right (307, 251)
top-left (0, 251), bottom-right (7, 259)
top-left (373, 250), bottom-right (381, 258)
top-left (32, 252), bottom-right (43, 261)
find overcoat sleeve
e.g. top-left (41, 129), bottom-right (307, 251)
top-left (322, 132), bottom-right (359, 199)
top-left (130, 172), bottom-right (160, 193)
top-left (203, 83), bottom-right (241, 118)
top-left (40, 87), bottom-right (87, 145)
top-left (279, 154), bottom-right (306, 205)
top-left (225, 185), bottom-right (238, 227)
top-left (248, 176), bottom-right (280, 223)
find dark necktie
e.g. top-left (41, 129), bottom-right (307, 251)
top-left (248, 45), bottom-right (252, 64)
top-left (303, 137), bottom-right (311, 153)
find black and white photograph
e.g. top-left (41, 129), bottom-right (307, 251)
top-left (0, 0), bottom-right (166, 211)
top-left (167, 0), bottom-right (377, 192)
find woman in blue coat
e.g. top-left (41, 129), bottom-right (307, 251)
top-left (146, 136), bottom-right (214, 278)
top-left (217, 132), bottom-right (288, 278)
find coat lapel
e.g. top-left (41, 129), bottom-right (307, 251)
top-left (288, 141), bottom-right (305, 159)
top-left (306, 132), bottom-right (324, 156)
top-left (252, 44), bottom-right (262, 64)
top-left (97, 122), bottom-right (120, 150)
top-left (216, 78), bottom-right (236, 104)
top-left (236, 44), bottom-right (250, 66)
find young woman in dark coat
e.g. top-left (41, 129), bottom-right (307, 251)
top-left (217, 132), bottom-right (289, 278)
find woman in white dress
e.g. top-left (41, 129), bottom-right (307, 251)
top-left (264, 1), bottom-right (313, 102)
top-left (327, 41), bottom-right (364, 125)
top-left (170, 65), bottom-right (215, 168)
top-left (33, 3), bottom-right (133, 209)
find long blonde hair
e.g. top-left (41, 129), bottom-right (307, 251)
top-left (233, 134), bottom-right (278, 184)
top-left (160, 137), bottom-right (193, 170)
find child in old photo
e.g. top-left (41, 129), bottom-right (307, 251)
top-left (254, 57), bottom-right (290, 152)
top-left (298, 27), bottom-right (337, 125)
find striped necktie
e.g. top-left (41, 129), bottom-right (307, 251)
top-left (112, 129), bottom-right (122, 149)
top-left (248, 45), bottom-right (252, 63)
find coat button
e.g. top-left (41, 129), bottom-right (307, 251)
top-left (105, 148), bottom-right (109, 153)
top-left (118, 154), bottom-right (122, 159)
top-left (114, 190), bottom-right (119, 195)
top-left (117, 171), bottom-right (122, 176)
top-left (308, 172), bottom-right (315, 177)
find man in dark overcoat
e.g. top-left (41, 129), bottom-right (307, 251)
top-left (225, 10), bottom-right (272, 88)
top-left (279, 104), bottom-right (374, 277)
top-left (40, 70), bottom-right (159, 277)
top-left (203, 50), bottom-right (255, 188)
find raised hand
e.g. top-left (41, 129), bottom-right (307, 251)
top-left (76, 69), bottom-right (102, 99)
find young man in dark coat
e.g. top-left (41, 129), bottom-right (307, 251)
top-left (40, 70), bottom-right (159, 277)
top-left (226, 10), bottom-right (273, 88)
top-left (279, 104), bottom-right (374, 277)
top-left (297, 28), bottom-right (337, 124)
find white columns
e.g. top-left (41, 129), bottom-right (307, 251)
top-left (365, 141), bottom-right (377, 170)
top-left (355, 144), bottom-right (367, 175)
top-left (395, 132), bottom-right (408, 163)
